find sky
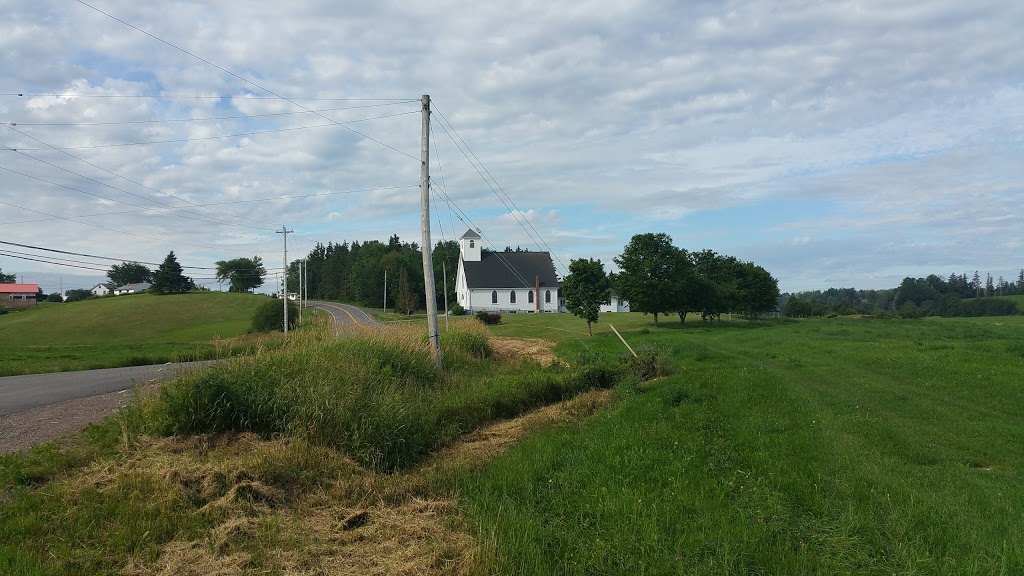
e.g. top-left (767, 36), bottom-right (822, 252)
top-left (1, 0), bottom-right (1021, 295)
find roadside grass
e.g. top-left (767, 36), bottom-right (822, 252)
top-left (0, 292), bottom-right (276, 375)
top-left (457, 315), bottom-right (1024, 574)
top-left (0, 318), bottom-right (641, 574)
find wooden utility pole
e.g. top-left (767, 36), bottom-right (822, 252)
top-left (420, 95), bottom-right (441, 368)
top-left (298, 258), bottom-right (303, 325)
top-left (443, 261), bottom-right (449, 332)
top-left (277, 225), bottom-right (293, 333)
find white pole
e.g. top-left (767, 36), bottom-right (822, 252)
top-left (420, 95), bottom-right (441, 369)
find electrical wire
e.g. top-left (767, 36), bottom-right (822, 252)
top-left (4, 92), bottom-right (415, 101)
top-left (0, 240), bottom-right (281, 272)
top-left (71, 0), bottom-right (420, 162)
top-left (7, 110), bottom-right (417, 151)
top-left (6, 101), bottom-right (418, 126)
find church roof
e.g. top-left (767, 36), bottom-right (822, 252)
top-left (463, 252), bottom-right (559, 289)
top-left (459, 228), bottom-right (481, 240)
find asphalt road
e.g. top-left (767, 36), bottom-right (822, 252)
top-left (0, 361), bottom-right (214, 417)
top-left (0, 303), bottom-right (377, 419)
top-left (306, 301), bottom-right (381, 326)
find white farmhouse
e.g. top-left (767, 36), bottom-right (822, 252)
top-left (454, 229), bottom-right (560, 313)
top-left (91, 282), bottom-right (115, 297)
top-left (601, 291), bottom-right (631, 313)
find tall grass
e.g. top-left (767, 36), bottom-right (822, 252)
top-left (129, 321), bottom-right (632, 471)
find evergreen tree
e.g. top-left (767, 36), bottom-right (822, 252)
top-left (151, 251), bottom-right (192, 294)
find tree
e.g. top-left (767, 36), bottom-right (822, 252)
top-left (64, 288), bottom-right (93, 302)
top-left (733, 262), bottom-right (780, 319)
top-left (562, 258), bottom-right (610, 336)
top-left (0, 268), bottom-right (15, 284)
top-left (151, 251), bottom-right (192, 294)
top-left (614, 233), bottom-right (679, 326)
top-left (46, 292), bottom-right (64, 303)
top-left (215, 256), bottom-right (266, 293)
top-left (783, 297), bottom-right (812, 318)
top-left (397, 268), bottom-right (418, 315)
top-left (107, 261), bottom-right (152, 286)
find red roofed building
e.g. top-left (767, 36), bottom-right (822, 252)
top-left (0, 283), bottom-right (39, 309)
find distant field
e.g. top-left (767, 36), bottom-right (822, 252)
top-left (0, 292), bottom-right (273, 375)
top-left (462, 314), bottom-right (1024, 573)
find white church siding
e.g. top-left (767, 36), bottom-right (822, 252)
top-left (454, 229), bottom-right (561, 314)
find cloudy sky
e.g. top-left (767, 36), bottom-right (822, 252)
top-left (1, 0), bottom-right (1021, 295)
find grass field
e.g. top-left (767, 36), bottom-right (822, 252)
top-left (459, 314), bottom-right (1024, 574)
top-left (2, 311), bottom-right (1023, 574)
top-left (0, 292), bottom-right (273, 375)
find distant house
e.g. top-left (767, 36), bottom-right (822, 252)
top-left (1, 283), bottom-right (39, 309)
top-left (454, 229), bottom-right (561, 313)
top-left (600, 290), bottom-right (631, 313)
top-left (113, 282), bottom-right (151, 295)
top-left (91, 282), bottom-right (115, 297)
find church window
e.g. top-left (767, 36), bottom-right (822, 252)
top-left (469, 240), bottom-right (475, 248)
top-left (510, 291), bottom-right (517, 304)
top-left (528, 291), bottom-right (534, 303)
top-left (545, 290), bottom-right (551, 303)
top-left (491, 290), bottom-right (498, 304)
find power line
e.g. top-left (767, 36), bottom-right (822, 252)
top-left (6, 101), bottom-right (418, 126)
top-left (72, 0), bottom-right (420, 162)
top-left (0, 184), bottom-right (419, 226)
top-left (3, 123), bottom-right (282, 229)
top-left (3, 92), bottom-right (415, 101)
top-left (0, 240), bottom-right (280, 272)
top-left (0, 193), bottom-right (271, 251)
top-left (6, 110), bottom-right (417, 151)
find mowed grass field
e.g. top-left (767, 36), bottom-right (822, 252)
top-left (461, 313), bottom-right (1024, 574)
top-left (0, 292), bottom-right (272, 375)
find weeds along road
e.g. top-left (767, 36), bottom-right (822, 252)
top-left (0, 361), bottom-right (216, 417)
top-left (306, 301), bottom-right (381, 327)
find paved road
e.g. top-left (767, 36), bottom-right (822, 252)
top-left (306, 301), bottom-right (381, 326)
top-left (0, 361), bottom-right (214, 417)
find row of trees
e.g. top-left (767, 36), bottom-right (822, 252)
top-left (782, 269), bottom-right (1024, 318)
top-left (297, 235), bottom-right (459, 313)
top-left (562, 233), bottom-right (781, 333)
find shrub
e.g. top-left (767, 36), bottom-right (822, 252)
top-left (46, 292), bottom-right (64, 303)
top-left (250, 300), bottom-right (299, 332)
top-left (449, 302), bottom-right (465, 316)
top-left (475, 311), bottom-right (502, 325)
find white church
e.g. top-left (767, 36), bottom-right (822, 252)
top-left (455, 229), bottom-right (562, 313)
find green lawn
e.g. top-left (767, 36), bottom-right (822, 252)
top-left (461, 314), bottom-right (1024, 574)
top-left (0, 292), bottom-right (273, 375)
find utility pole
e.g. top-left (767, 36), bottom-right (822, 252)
top-left (443, 261), bottom-right (449, 332)
top-left (277, 225), bottom-right (293, 333)
top-left (383, 269), bottom-right (388, 313)
top-left (298, 257), bottom-right (303, 325)
top-left (420, 94), bottom-right (441, 368)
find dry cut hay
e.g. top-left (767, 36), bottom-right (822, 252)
top-left (488, 336), bottom-right (560, 366)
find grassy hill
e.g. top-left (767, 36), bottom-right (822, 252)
top-left (0, 292), bottom-right (273, 375)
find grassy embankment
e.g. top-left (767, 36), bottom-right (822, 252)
top-left (460, 314), bottom-right (1024, 574)
top-left (0, 292), bottom-right (275, 375)
top-left (0, 318), bottom-right (638, 574)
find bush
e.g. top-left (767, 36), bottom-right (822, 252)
top-left (449, 302), bottom-right (465, 316)
top-left (475, 311), bottom-right (502, 325)
top-left (250, 299), bottom-right (299, 332)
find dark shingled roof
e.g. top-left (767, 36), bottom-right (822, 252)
top-left (464, 252), bottom-right (559, 289)
top-left (460, 228), bottom-right (481, 239)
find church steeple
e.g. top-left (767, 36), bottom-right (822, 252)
top-left (459, 228), bottom-right (481, 262)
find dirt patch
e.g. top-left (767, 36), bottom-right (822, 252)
top-left (489, 337), bottom-right (560, 366)
top-left (423, 388), bottom-right (614, 469)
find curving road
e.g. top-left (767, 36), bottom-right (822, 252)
top-left (0, 361), bottom-right (215, 417)
top-left (306, 301), bottom-right (381, 326)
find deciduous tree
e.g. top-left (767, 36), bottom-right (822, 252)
top-left (562, 258), bottom-right (610, 336)
top-left (614, 233), bottom-right (678, 326)
top-left (107, 261), bottom-right (152, 286)
top-left (216, 256), bottom-right (266, 293)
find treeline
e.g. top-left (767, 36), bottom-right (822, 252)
top-left (611, 233), bottom-right (780, 325)
top-left (294, 235), bottom-right (458, 313)
top-left (783, 270), bottom-right (1024, 318)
